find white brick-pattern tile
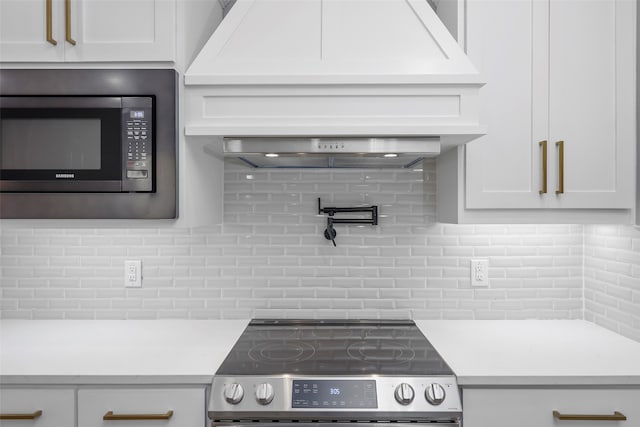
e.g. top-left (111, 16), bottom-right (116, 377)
top-left (0, 161), bottom-right (635, 341)
top-left (584, 225), bottom-right (640, 342)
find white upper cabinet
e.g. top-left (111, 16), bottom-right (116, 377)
top-left (0, 0), bottom-right (176, 62)
top-left (0, 0), bottom-right (65, 61)
top-left (545, 0), bottom-right (634, 209)
top-left (464, 0), bottom-right (540, 208)
top-left (443, 0), bottom-right (636, 220)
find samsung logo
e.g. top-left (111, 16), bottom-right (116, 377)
top-left (55, 173), bottom-right (75, 179)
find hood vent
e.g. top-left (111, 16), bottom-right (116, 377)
top-left (224, 137), bottom-right (439, 168)
top-left (185, 0), bottom-right (485, 167)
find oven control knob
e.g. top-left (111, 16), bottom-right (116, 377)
top-left (224, 383), bottom-right (244, 404)
top-left (255, 383), bottom-right (275, 405)
top-left (394, 383), bottom-right (415, 405)
top-left (425, 383), bottom-right (446, 406)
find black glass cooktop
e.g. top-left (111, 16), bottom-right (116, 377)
top-left (216, 319), bottom-right (454, 376)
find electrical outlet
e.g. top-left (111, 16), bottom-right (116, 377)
top-left (125, 260), bottom-right (142, 288)
top-left (470, 259), bottom-right (489, 287)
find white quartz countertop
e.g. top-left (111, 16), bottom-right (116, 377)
top-left (416, 320), bottom-right (640, 386)
top-left (1, 319), bottom-right (639, 386)
top-left (0, 320), bottom-right (249, 385)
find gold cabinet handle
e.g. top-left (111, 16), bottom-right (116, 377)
top-left (553, 410), bottom-right (627, 421)
top-left (45, 0), bottom-right (57, 45)
top-left (0, 410), bottom-right (43, 420)
top-left (539, 140), bottom-right (548, 194)
top-left (65, 0), bottom-right (77, 45)
top-left (555, 140), bottom-right (564, 194)
top-left (103, 410), bottom-right (174, 421)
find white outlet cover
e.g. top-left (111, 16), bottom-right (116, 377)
top-left (470, 259), bottom-right (489, 287)
top-left (125, 260), bottom-right (142, 288)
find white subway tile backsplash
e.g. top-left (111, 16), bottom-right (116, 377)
top-left (1, 162), bottom-right (638, 341)
top-left (15, 257), bottom-right (49, 268)
top-left (3, 267), bottom-right (35, 278)
top-left (584, 225), bottom-right (640, 342)
top-left (1, 246), bottom-right (33, 256)
top-left (32, 311), bottom-right (64, 319)
top-left (473, 247), bottom-right (509, 257)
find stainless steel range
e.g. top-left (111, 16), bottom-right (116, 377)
top-left (209, 320), bottom-right (462, 427)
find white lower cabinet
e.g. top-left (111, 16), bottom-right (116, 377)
top-left (78, 387), bottom-right (205, 427)
top-left (0, 388), bottom-right (75, 427)
top-left (463, 388), bottom-right (640, 427)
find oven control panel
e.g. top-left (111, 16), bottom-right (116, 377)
top-left (209, 376), bottom-right (462, 420)
top-left (292, 379), bottom-right (377, 409)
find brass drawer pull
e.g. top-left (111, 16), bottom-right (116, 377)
top-left (65, 0), bottom-right (77, 45)
top-left (539, 140), bottom-right (548, 194)
top-left (0, 410), bottom-right (43, 420)
top-left (103, 410), bottom-right (174, 421)
top-left (553, 410), bottom-right (627, 421)
top-left (555, 140), bottom-right (564, 194)
top-left (46, 0), bottom-right (57, 45)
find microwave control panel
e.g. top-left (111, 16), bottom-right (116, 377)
top-left (122, 97), bottom-right (153, 192)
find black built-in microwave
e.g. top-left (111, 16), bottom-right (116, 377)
top-left (1, 96), bottom-right (154, 193)
top-left (0, 69), bottom-right (177, 219)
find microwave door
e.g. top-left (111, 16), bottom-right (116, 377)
top-left (0, 96), bottom-right (123, 192)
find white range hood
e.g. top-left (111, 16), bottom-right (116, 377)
top-left (185, 0), bottom-right (486, 165)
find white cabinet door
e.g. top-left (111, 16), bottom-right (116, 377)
top-left (464, 388), bottom-right (640, 427)
top-left (77, 387), bottom-right (205, 427)
top-left (0, 0), bottom-right (65, 61)
top-left (0, 388), bottom-right (75, 427)
top-left (465, 0), bottom-right (545, 209)
top-left (0, 0), bottom-right (175, 62)
top-left (546, 0), bottom-right (635, 208)
top-left (65, 0), bottom-right (176, 62)
top-left (464, 0), bottom-right (635, 210)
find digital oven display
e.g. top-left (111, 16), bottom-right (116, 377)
top-left (292, 380), bottom-right (377, 409)
top-left (130, 110), bottom-right (145, 119)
